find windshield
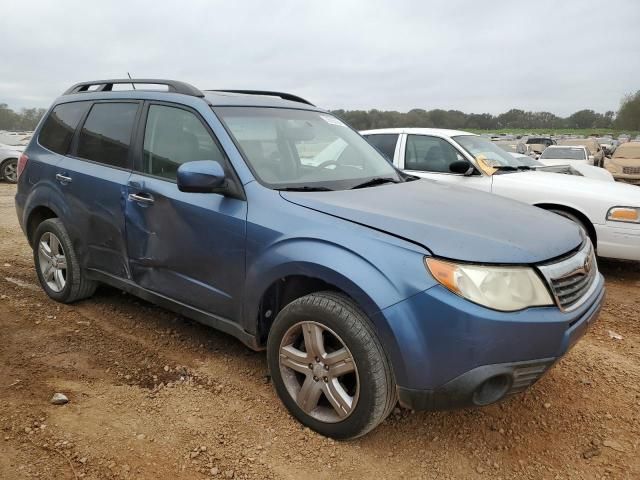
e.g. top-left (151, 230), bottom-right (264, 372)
top-left (453, 135), bottom-right (525, 170)
top-left (540, 147), bottom-right (586, 160)
top-left (214, 107), bottom-right (401, 190)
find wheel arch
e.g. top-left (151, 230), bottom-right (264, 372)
top-left (534, 202), bottom-right (597, 247)
top-left (26, 205), bottom-right (59, 246)
top-left (249, 265), bottom-right (384, 348)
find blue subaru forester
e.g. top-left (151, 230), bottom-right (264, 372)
top-left (15, 79), bottom-right (605, 439)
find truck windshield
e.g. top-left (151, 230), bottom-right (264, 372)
top-left (214, 107), bottom-right (402, 190)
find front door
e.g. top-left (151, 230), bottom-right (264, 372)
top-left (398, 134), bottom-right (492, 192)
top-left (125, 103), bottom-right (247, 321)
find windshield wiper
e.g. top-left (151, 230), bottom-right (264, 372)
top-left (350, 177), bottom-right (400, 189)
top-left (276, 186), bottom-right (334, 192)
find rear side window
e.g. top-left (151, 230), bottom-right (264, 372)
top-left (77, 103), bottom-right (138, 168)
top-left (365, 134), bottom-right (399, 162)
top-left (39, 102), bottom-right (89, 155)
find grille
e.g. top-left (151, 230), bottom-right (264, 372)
top-left (538, 241), bottom-right (598, 311)
top-left (507, 360), bottom-right (554, 395)
top-left (623, 166), bottom-right (640, 175)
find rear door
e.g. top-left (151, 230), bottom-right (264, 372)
top-left (124, 102), bottom-right (247, 321)
top-left (362, 133), bottom-right (400, 163)
top-left (55, 101), bottom-right (140, 278)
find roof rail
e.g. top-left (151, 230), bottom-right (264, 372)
top-left (208, 89), bottom-right (315, 106)
top-left (63, 79), bottom-right (204, 98)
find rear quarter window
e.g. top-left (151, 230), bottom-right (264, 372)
top-left (38, 102), bottom-right (90, 155)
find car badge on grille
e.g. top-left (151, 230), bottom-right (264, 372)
top-left (583, 254), bottom-right (592, 274)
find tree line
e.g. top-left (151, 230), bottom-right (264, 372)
top-left (0, 104), bottom-right (47, 131)
top-left (332, 90), bottom-right (640, 132)
top-left (1, 90), bottom-right (639, 133)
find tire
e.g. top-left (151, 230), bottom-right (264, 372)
top-left (1, 158), bottom-right (18, 183)
top-left (33, 218), bottom-right (97, 303)
top-left (267, 291), bottom-right (396, 439)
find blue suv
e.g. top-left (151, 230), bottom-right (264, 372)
top-left (15, 79), bottom-right (605, 439)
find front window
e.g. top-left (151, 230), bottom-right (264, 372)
top-left (540, 147), bottom-right (586, 161)
top-left (404, 135), bottom-right (467, 173)
top-left (453, 135), bottom-right (524, 172)
top-left (214, 107), bottom-right (401, 190)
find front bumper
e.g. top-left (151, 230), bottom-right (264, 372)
top-left (611, 172), bottom-right (640, 185)
top-left (595, 222), bottom-right (640, 261)
top-left (373, 273), bottom-right (605, 411)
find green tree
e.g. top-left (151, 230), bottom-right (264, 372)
top-left (616, 91), bottom-right (640, 131)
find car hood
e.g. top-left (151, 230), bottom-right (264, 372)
top-left (493, 170), bottom-right (640, 204)
top-left (280, 179), bottom-right (582, 264)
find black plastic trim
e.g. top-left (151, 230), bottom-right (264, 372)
top-left (64, 79), bottom-right (204, 98)
top-left (397, 358), bottom-right (556, 411)
top-left (208, 90), bottom-right (315, 106)
top-left (86, 269), bottom-right (261, 351)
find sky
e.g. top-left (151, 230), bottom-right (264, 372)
top-left (1, 0), bottom-right (639, 116)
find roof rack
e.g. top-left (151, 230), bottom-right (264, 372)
top-left (208, 89), bottom-right (315, 106)
top-left (63, 79), bottom-right (204, 98)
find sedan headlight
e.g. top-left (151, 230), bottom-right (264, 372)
top-left (425, 258), bottom-right (553, 312)
top-left (607, 207), bottom-right (640, 224)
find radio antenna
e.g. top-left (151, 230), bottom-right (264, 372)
top-left (127, 72), bottom-right (136, 90)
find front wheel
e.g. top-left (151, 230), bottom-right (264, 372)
top-left (1, 158), bottom-right (18, 183)
top-left (267, 291), bottom-right (396, 439)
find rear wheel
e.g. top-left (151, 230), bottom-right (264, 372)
top-left (1, 158), bottom-right (18, 183)
top-left (33, 218), bottom-right (97, 303)
top-left (267, 291), bottom-right (396, 439)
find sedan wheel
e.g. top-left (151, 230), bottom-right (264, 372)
top-left (2, 159), bottom-right (18, 183)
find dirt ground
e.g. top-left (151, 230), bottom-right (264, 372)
top-left (0, 182), bottom-right (638, 480)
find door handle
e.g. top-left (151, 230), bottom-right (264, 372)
top-left (55, 173), bottom-right (72, 184)
top-left (128, 192), bottom-right (155, 205)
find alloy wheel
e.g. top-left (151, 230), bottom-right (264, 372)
top-left (3, 160), bottom-right (17, 183)
top-left (279, 321), bottom-right (359, 423)
top-left (38, 232), bottom-right (67, 292)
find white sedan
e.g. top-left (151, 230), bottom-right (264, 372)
top-left (0, 143), bottom-right (23, 184)
top-left (539, 145), bottom-right (591, 166)
top-left (362, 128), bottom-right (640, 262)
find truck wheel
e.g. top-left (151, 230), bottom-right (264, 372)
top-left (33, 218), bottom-right (97, 303)
top-left (267, 291), bottom-right (396, 439)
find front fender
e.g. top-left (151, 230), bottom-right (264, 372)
top-left (244, 237), bottom-right (403, 324)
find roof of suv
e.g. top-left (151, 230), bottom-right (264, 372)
top-left (58, 79), bottom-right (321, 111)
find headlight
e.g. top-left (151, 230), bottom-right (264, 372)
top-left (425, 258), bottom-right (553, 312)
top-left (607, 207), bottom-right (639, 224)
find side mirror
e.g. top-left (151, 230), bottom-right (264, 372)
top-left (177, 160), bottom-right (226, 193)
top-left (449, 160), bottom-right (475, 175)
